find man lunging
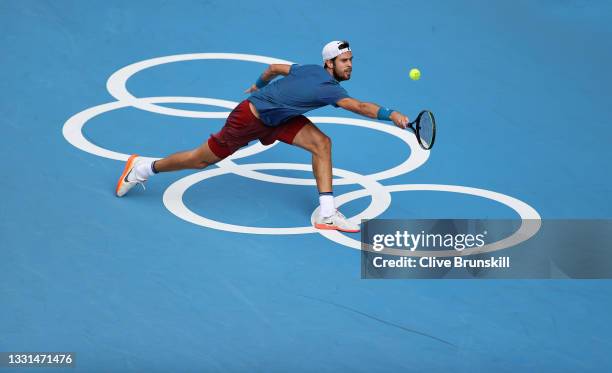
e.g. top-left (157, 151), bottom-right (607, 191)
top-left (116, 40), bottom-right (410, 233)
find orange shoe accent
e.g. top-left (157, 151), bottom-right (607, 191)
top-left (314, 223), bottom-right (360, 233)
top-left (115, 154), bottom-right (139, 196)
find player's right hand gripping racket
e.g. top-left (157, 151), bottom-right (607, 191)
top-left (406, 110), bottom-right (436, 150)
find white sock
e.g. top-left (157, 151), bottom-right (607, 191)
top-left (129, 161), bottom-right (155, 182)
top-left (319, 194), bottom-right (335, 218)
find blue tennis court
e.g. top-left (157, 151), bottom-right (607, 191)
top-left (2, 0), bottom-right (612, 371)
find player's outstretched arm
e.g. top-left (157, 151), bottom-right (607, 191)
top-left (337, 97), bottom-right (409, 129)
top-left (244, 64), bottom-right (292, 93)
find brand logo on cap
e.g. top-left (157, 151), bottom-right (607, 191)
top-left (322, 40), bottom-right (351, 61)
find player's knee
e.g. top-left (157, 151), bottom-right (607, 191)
top-left (314, 134), bottom-right (331, 155)
top-left (192, 156), bottom-right (211, 169)
top-left (188, 150), bottom-right (209, 169)
top-left (193, 161), bottom-right (209, 169)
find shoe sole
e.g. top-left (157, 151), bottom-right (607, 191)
top-left (314, 223), bottom-right (360, 233)
top-left (115, 154), bottom-right (139, 197)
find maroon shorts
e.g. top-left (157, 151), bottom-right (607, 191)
top-left (207, 100), bottom-right (310, 159)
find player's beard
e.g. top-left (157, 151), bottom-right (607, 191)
top-left (333, 64), bottom-right (351, 81)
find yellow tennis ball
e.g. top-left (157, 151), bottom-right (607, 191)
top-left (409, 68), bottom-right (421, 80)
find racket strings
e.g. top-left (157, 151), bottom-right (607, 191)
top-left (417, 112), bottom-right (435, 149)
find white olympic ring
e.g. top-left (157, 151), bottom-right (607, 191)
top-left (62, 52), bottom-right (542, 255)
top-left (163, 163), bottom-right (391, 235)
top-left (218, 116), bottom-right (429, 186)
top-left (62, 96), bottom-right (276, 162)
top-left (106, 53), bottom-right (294, 118)
top-left (315, 184), bottom-right (541, 256)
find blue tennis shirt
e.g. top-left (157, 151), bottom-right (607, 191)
top-left (248, 64), bottom-right (350, 126)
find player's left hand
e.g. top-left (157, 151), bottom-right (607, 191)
top-left (244, 84), bottom-right (258, 94)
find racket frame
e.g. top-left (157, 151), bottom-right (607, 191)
top-left (407, 110), bottom-right (436, 150)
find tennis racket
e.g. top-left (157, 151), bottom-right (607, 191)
top-left (406, 110), bottom-right (436, 150)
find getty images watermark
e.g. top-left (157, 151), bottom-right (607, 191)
top-left (360, 219), bottom-right (612, 279)
top-left (368, 228), bottom-right (510, 270)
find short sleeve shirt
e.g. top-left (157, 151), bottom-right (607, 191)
top-left (248, 64), bottom-right (350, 126)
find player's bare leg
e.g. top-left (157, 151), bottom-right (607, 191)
top-left (291, 123), bottom-right (333, 193)
top-left (154, 140), bottom-right (221, 172)
top-left (291, 123), bottom-right (359, 232)
top-left (115, 141), bottom-right (221, 197)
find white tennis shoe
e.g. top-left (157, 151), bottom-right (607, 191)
top-left (115, 154), bottom-right (146, 197)
top-left (314, 210), bottom-right (360, 233)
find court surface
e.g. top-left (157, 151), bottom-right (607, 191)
top-left (2, 0), bottom-right (612, 371)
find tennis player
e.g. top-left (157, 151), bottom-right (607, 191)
top-left (116, 40), bottom-right (410, 233)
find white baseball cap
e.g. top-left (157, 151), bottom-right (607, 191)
top-left (322, 40), bottom-right (351, 61)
